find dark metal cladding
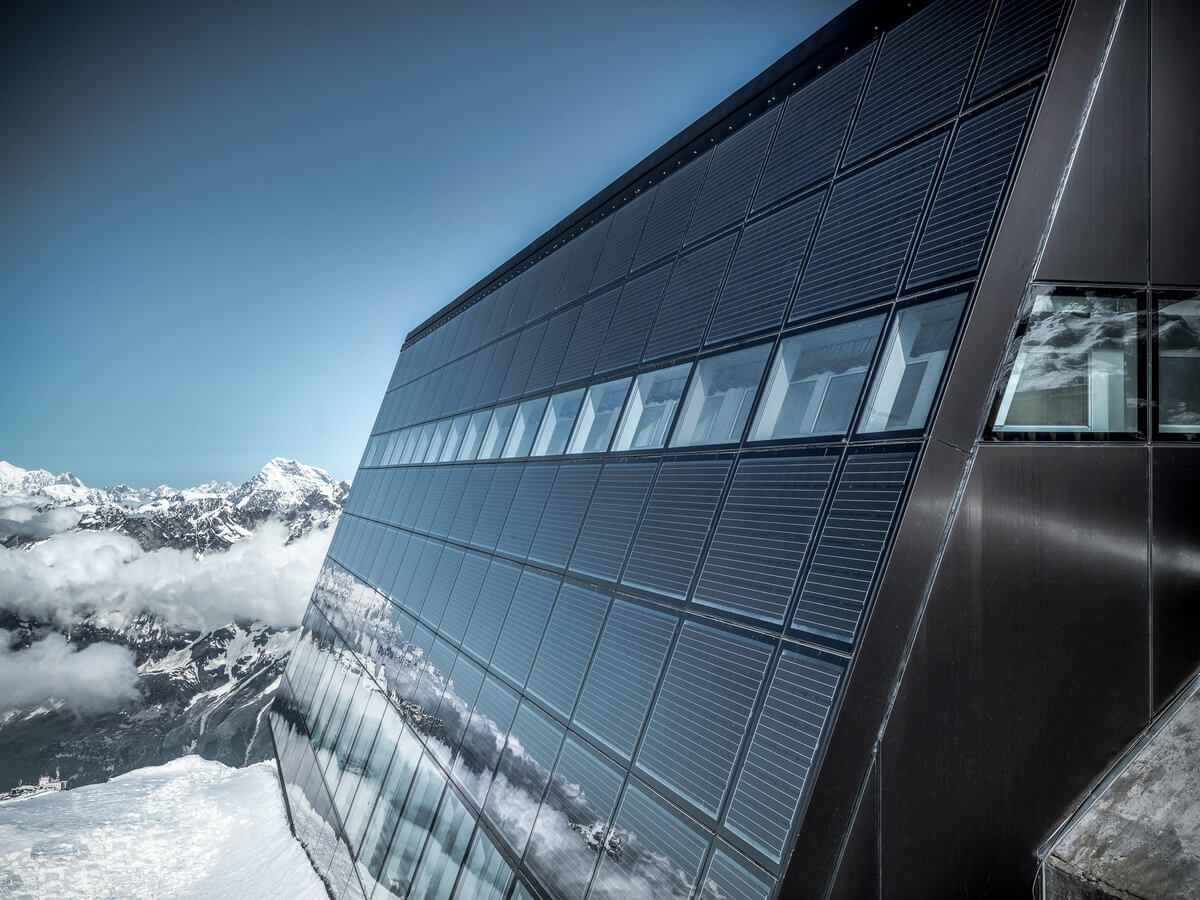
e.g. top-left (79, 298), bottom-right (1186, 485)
top-left (1151, 446), bottom-right (1200, 710)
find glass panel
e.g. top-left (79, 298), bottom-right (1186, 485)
top-left (612, 363), bottom-right (692, 451)
top-left (671, 345), bottom-right (770, 446)
top-left (452, 830), bottom-right (511, 900)
top-left (451, 674), bottom-right (520, 808)
top-left (456, 410), bottom-right (492, 461)
top-left (531, 388), bottom-right (585, 456)
top-left (375, 755), bottom-right (446, 899)
top-left (411, 423), bottom-right (436, 466)
top-left (400, 428), bottom-right (422, 465)
top-left (750, 316), bottom-right (885, 441)
top-left (407, 790), bottom-right (474, 900)
top-left (698, 844), bottom-right (773, 900)
top-left (502, 397), bottom-right (549, 458)
top-left (357, 728), bottom-right (423, 884)
top-left (440, 415), bottom-right (470, 462)
top-left (567, 378), bottom-right (631, 454)
top-left (478, 405), bottom-right (517, 459)
top-left (526, 581), bottom-right (609, 720)
top-left (1156, 294), bottom-right (1200, 433)
top-left (988, 289), bottom-right (1136, 435)
top-left (483, 700), bottom-right (564, 856)
top-left (343, 702), bottom-right (406, 855)
top-left (424, 420), bottom-right (453, 464)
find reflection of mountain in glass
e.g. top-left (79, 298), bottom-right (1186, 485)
top-left (1158, 298), bottom-right (1200, 428)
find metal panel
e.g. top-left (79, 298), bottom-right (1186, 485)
top-left (1037, 0), bottom-right (1148, 284)
top-left (753, 42), bottom-right (873, 213)
top-left (970, 0), bottom-right (1067, 101)
top-left (826, 761), bottom-right (879, 900)
top-left (791, 133), bottom-right (945, 323)
top-left (843, 0), bottom-right (990, 164)
top-left (706, 192), bottom-right (823, 345)
top-left (879, 445), bottom-right (1148, 896)
top-left (643, 233), bottom-right (738, 361)
top-left (1150, 0), bottom-right (1200, 285)
top-left (685, 108), bottom-right (780, 245)
top-left (907, 88), bottom-right (1037, 288)
top-left (1152, 446), bottom-right (1200, 710)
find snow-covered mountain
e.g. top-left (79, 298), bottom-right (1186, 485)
top-left (0, 457), bottom-right (349, 553)
top-left (0, 458), bottom-right (349, 789)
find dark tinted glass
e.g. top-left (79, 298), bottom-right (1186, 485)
top-left (499, 322), bottom-right (546, 401)
top-left (526, 307), bottom-right (579, 393)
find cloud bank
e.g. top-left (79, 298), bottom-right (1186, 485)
top-left (0, 501), bottom-right (83, 542)
top-left (0, 521), bottom-right (331, 631)
top-left (0, 631), bottom-right (140, 717)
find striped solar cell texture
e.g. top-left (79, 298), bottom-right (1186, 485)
top-left (636, 622), bottom-right (772, 819)
top-left (907, 88), bottom-right (1035, 288)
top-left (525, 582), bottom-right (609, 720)
top-left (462, 559), bottom-right (520, 664)
top-left (705, 192), bottom-right (823, 345)
top-left (527, 463), bottom-right (601, 569)
top-left (971, 0), bottom-right (1066, 102)
top-left (594, 265), bottom-right (671, 374)
top-left (623, 459), bottom-right (732, 600)
top-left (490, 569), bottom-right (558, 688)
top-left (504, 265), bottom-right (541, 334)
top-left (643, 233), bottom-right (738, 361)
top-left (568, 461), bottom-right (658, 582)
top-left (525, 308), bottom-right (578, 393)
top-left (699, 846), bottom-right (772, 900)
top-left (692, 455), bottom-right (836, 625)
top-left (843, 0), bottom-right (990, 165)
top-left (557, 218), bottom-right (610, 308)
top-left (792, 451), bottom-right (915, 641)
top-left (471, 465), bottom-right (522, 550)
top-left (791, 132), bottom-right (945, 323)
top-left (724, 649), bottom-right (843, 862)
top-left (499, 322), bottom-right (545, 400)
top-left (632, 156), bottom-right (709, 271)
top-left (559, 287), bottom-right (619, 384)
top-left (590, 190), bottom-right (654, 291)
top-left (753, 42), bottom-right (874, 212)
top-left (495, 464), bottom-right (556, 559)
top-left (571, 600), bottom-right (676, 762)
top-left (685, 107), bottom-right (780, 245)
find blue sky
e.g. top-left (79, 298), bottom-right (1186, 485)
top-left (2, 0), bottom-right (850, 487)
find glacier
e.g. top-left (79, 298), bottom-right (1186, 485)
top-left (0, 756), bottom-right (324, 899)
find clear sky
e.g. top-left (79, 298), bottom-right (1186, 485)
top-left (1, 0), bottom-right (851, 488)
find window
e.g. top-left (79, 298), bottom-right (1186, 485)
top-left (502, 397), bottom-right (548, 458)
top-left (989, 287), bottom-right (1139, 436)
top-left (478, 405), bottom-right (517, 459)
top-left (457, 410), bottom-right (492, 460)
top-left (410, 423), bottom-right (436, 464)
top-left (440, 415), bottom-right (470, 461)
top-left (531, 388), bottom-right (584, 456)
top-left (566, 378), bottom-right (631, 454)
top-left (671, 344), bottom-right (770, 446)
top-left (751, 315), bottom-right (885, 441)
top-left (860, 293), bottom-right (967, 433)
top-left (1156, 293), bottom-right (1200, 435)
top-left (424, 419), bottom-right (452, 463)
top-left (612, 363), bottom-right (691, 451)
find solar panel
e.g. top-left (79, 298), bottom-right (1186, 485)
top-left (462, 559), bottom-right (521, 665)
top-left (643, 233), bottom-right (738, 361)
top-left (971, 0), bottom-right (1066, 102)
top-left (449, 465), bottom-right (495, 544)
top-left (693, 454), bottom-right (837, 626)
top-left (525, 307), bottom-right (580, 394)
top-left (750, 36), bottom-right (870, 208)
top-left (440, 551), bottom-right (488, 644)
top-left (792, 450), bottom-right (915, 642)
top-left (525, 581), bottom-right (609, 720)
top-left (907, 88), bottom-right (1035, 288)
top-left (791, 132), bottom-right (946, 322)
top-left (699, 845), bottom-right (772, 900)
top-left (557, 287), bottom-right (620, 385)
top-left (499, 322), bottom-right (546, 401)
top-left (558, 218), bottom-right (612, 308)
top-left (631, 153), bottom-right (710, 271)
top-left (623, 459), bottom-right (732, 600)
top-left (637, 622), bottom-right (772, 819)
top-left (569, 460), bottom-right (659, 582)
top-left (470, 464), bottom-right (523, 551)
top-left (594, 263), bottom-right (672, 374)
top-left (490, 569), bottom-right (559, 689)
top-left (590, 190), bottom-right (655, 291)
top-left (495, 464), bottom-right (558, 559)
top-left (685, 107), bottom-right (780, 245)
top-left (843, 0), bottom-right (990, 164)
top-left (723, 649), bottom-right (843, 862)
top-left (527, 463), bottom-right (601, 569)
top-left (706, 192), bottom-right (823, 345)
top-left (430, 466), bottom-right (471, 538)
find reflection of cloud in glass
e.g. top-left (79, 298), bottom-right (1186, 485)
top-left (1006, 303), bottom-right (1136, 392)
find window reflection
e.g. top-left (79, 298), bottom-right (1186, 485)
top-left (751, 316), bottom-right (885, 441)
top-left (567, 378), bottom-right (632, 454)
top-left (440, 415), bottom-right (470, 462)
top-left (988, 289), bottom-right (1137, 435)
top-left (531, 389), bottom-right (584, 456)
top-left (424, 419), bottom-right (453, 463)
top-left (457, 410), bottom-right (492, 461)
top-left (1156, 294), bottom-right (1200, 434)
top-left (612, 363), bottom-right (691, 451)
top-left (410, 423), bottom-right (436, 465)
top-left (861, 293), bottom-right (967, 433)
top-left (479, 405), bottom-right (517, 459)
top-left (671, 344), bottom-right (770, 446)
top-left (503, 398), bottom-right (549, 458)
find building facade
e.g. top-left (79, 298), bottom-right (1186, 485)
top-left (268, 0), bottom-right (1200, 896)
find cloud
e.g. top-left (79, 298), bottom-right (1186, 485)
top-left (0, 521), bottom-right (331, 631)
top-left (0, 501), bottom-right (83, 542)
top-left (0, 630), bottom-right (140, 716)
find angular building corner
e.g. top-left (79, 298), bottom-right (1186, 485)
top-left (267, 0), bottom-right (1200, 897)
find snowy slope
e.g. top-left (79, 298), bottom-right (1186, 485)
top-left (0, 756), bottom-right (325, 899)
